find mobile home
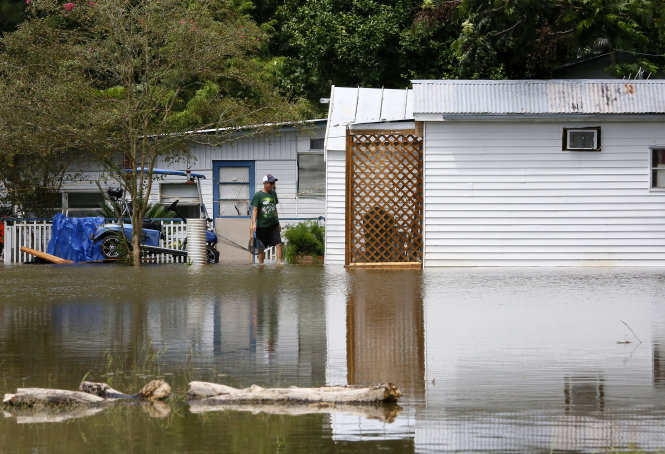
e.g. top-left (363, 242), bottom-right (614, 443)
top-left (325, 80), bottom-right (665, 267)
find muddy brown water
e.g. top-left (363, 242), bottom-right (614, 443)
top-left (2, 264), bottom-right (665, 452)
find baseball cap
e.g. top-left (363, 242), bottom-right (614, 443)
top-left (262, 174), bottom-right (278, 183)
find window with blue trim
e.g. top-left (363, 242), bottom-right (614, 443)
top-left (219, 166), bottom-right (251, 216)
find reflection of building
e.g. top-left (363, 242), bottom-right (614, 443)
top-left (654, 341), bottom-right (665, 389)
top-left (651, 300), bottom-right (665, 390)
top-left (210, 269), bottom-right (328, 387)
top-left (564, 375), bottom-right (605, 415)
top-left (346, 269), bottom-right (425, 399)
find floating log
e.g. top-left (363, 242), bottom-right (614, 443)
top-left (188, 401), bottom-right (402, 423)
top-left (20, 246), bottom-right (73, 264)
top-left (79, 380), bottom-right (170, 401)
top-left (3, 380), bottom-right (170, 407)
top-left (186, 382), bottom-right (402, 404)
top-left (3, 388), bottom-right (104, 406)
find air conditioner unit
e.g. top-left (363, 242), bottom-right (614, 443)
top-left (563, 127), bottom-right (600, 151)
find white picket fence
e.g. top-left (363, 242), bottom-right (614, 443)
top-left (2, 219), bottom-right (189, 264)
top-left (3, 220), bottom-right (52, 265)
top-left (1, 219), bottom-right (280, 265)
top-left (263, 246), bottom-right (277, 262)
top-left (150, 221), bottom-right (188, 264)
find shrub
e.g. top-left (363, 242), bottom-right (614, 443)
top-left (282, 221), bottom-right (324, 264)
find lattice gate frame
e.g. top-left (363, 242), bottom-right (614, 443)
top-left (345, 129), bottom-right (424, 267)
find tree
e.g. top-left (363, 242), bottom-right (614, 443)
top-left (450, 0), bottom-right (665, 78)
top-left (0, 19), bottom-right (105, 217)
top-left (270, 0), bottom-right (664, 99)
top-left (3, 0), bottom-right (307, 264)
top-left (275, 0), bottom-right (423, 100)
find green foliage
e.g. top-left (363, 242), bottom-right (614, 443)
top-left (282, 221), bottom-right (324, 264)
top-left (96, 202), bottom-right (176, 220)
top-left (448, 0), bottom-right (665, 79)
top-left (1, 0), bottom-right (309, 262)
top-left (275, 0), bottom-right (424, 99)
top-left (262, 0), bottom-right (665, 99)
top-left (0, 19), bottom-right (105, 216)
top-left (610, 58), bottom-right (661, 78)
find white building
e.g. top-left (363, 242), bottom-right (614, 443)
top-left (324, 80), bottom-right (665, 267)
top-left (51, 120), bottom-right (327, 260)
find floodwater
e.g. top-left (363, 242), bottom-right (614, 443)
top-left (1, 265), bottom-right (665, 453)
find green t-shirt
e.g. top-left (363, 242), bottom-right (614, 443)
top-left (251, 190), bottom-right (279, 228)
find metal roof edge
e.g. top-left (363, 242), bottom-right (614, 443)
top-left (349, 119), bottom-right (415, 128)
top-left (411, 79), bottom-right (665, 85)
top-left (179, 118), bottom-right (327, 136)
top-left (415, 113), bottom-right (665, 121)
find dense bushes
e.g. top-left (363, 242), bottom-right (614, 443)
top-left (282, 221), bottom-right (324, 264)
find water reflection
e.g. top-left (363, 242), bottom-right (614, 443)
top-left (564, 375), bottom-right (605, 415)
top-left (3, 266), bottom-right (665, 452)
top-left (418, 268), bottom-right (665, 453)
top-left (346, 269), bottom-right (425, 399)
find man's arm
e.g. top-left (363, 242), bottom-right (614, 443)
top-left (251, 206), bottom-right (258, 232)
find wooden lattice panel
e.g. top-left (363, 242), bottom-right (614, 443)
top-left (346, 131), bottom-right (423, 265)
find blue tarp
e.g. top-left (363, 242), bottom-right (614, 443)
top-left (47, 214), bottom-right (105, 262)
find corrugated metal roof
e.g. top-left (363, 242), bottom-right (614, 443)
top-left (412, 80), bottom-right (665, 116)
top-left (324, 86), bottom-right (413, 152)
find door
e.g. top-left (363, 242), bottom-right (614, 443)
top-left (213, 161), bottom-right (255, 219)
top-left (213, 161), bottom-right (255, 262)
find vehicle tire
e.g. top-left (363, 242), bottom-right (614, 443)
top-left (99, 234), bottom-right (122, 259)
top-left (206, 246), bottom-right (219, 264)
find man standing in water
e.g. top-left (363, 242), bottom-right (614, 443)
top-left (251, 174), bottom-right (282, 264)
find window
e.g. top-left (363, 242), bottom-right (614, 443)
top-left (309, 138), bottom-right (324, 150)
top-left (160, 183), bottom-right (200, 204)
top-left (297, 153), bottom-right (325, 198)
top-left (160, 183), bottom-right (202, 218)
top-left (651, 148), bottom-right (665, 190)
top-left (218, 166), bottom-right (251, 216)
top-left (563, 127), bottom-right (601, 151)
top-left (62, 192), bottom-right (105, 217)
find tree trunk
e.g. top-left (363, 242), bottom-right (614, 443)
top-left (3, 380), bottom-right (170, 407)
top-left (132, 212), bottom-right (143, 266)
top-left (186, 382), bottom-right (402, 404)
top-left (4, 389), bottom-right (105, 406)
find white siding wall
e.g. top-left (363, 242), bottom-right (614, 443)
top-left (324, 150), bottom-right (346, 264)
top-left (152, 125), bottom-right (326, 221)
top-left (424, 120), bottom-right (665, 266)
top-left (50, 124), bottom-right (325, 222)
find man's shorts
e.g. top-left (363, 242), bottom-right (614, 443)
top-left (256, 223), bottom-right (282, 248)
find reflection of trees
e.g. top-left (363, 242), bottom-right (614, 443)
top-left (346, 270), bottom-right (425, 399)
top-left (0, 303), bottom-right (62, 388)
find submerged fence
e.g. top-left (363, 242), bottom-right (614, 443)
top-left (2, 220), bottom-right (52, 265)
top-left (1, 219), bottom-right (277, 265)
top-left (2, 219), bottom-right (188, 265)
